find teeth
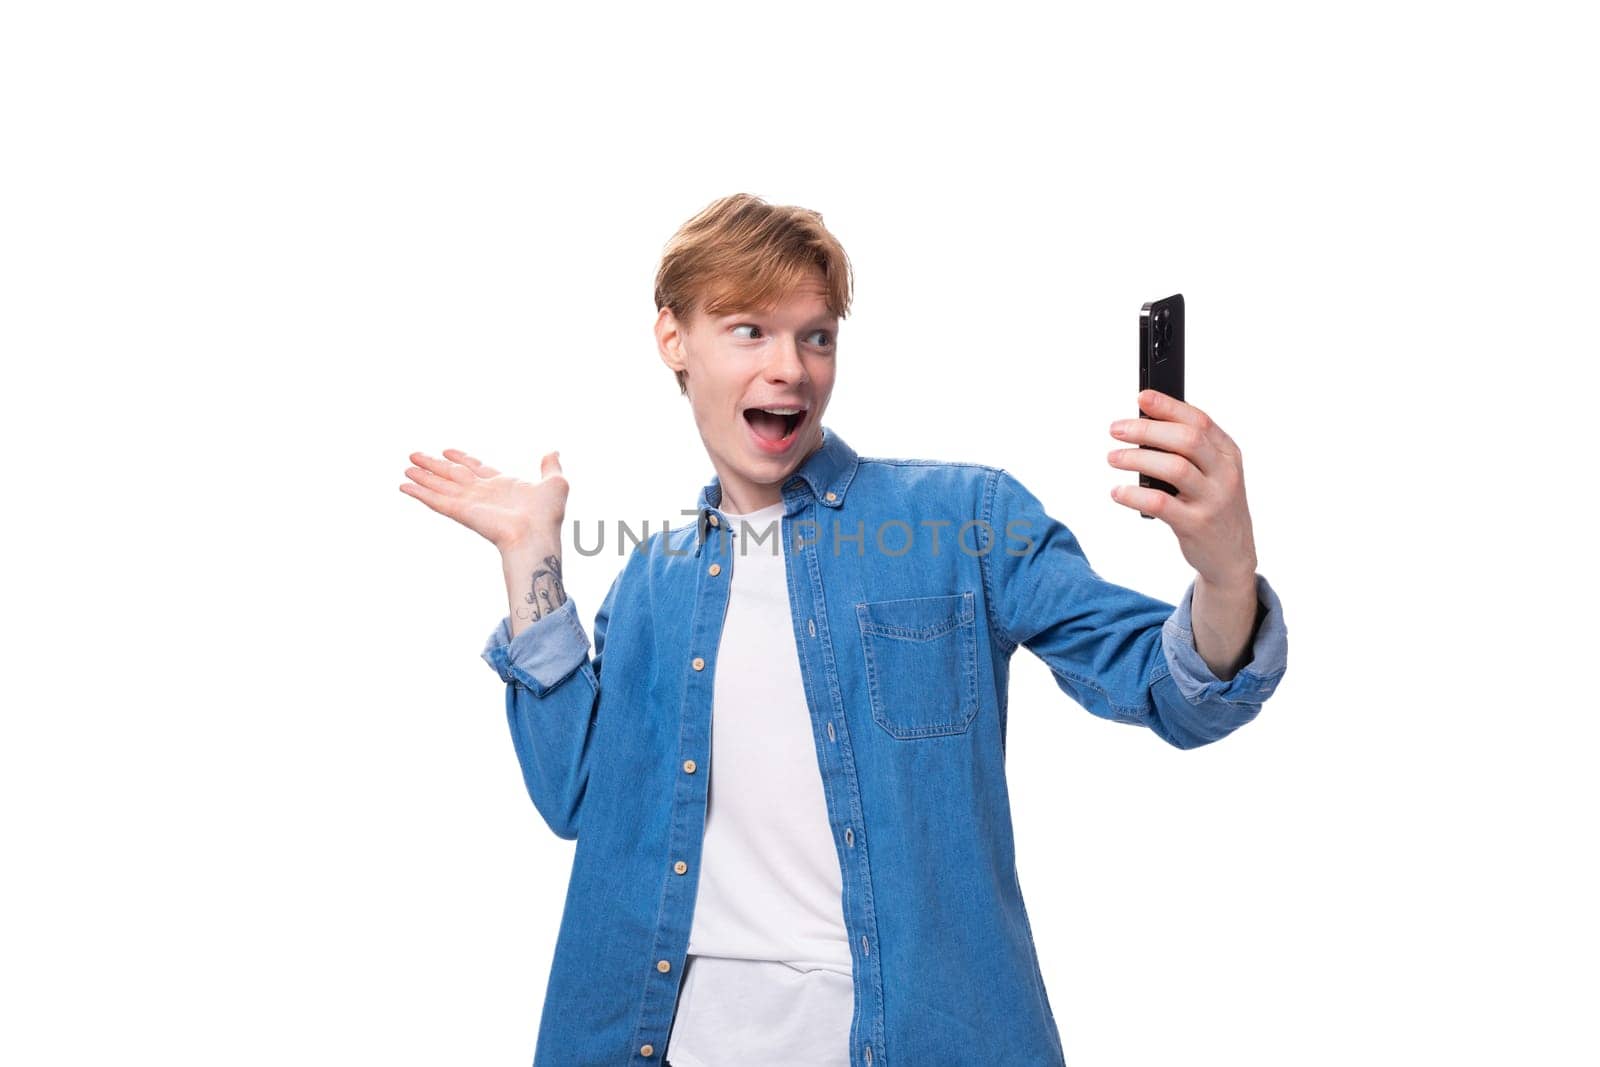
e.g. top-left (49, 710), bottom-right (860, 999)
top-left (759, 407), bottom-right (803, 415)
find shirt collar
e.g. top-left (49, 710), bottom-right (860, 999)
top-left (694, 424), bottom-right (859, 541)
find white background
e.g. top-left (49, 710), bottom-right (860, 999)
top-left (3, 2), bottom-right (1595, 1064)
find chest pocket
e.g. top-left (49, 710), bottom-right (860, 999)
top-left (855, 591), bottom-right (979, 739)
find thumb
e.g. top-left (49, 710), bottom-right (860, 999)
top-left (540, 450), bottom-right (562, 478)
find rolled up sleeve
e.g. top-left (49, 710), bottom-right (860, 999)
top-left (481, 597), bottom-right (593, 697)
top-left (1160, 572), bottom-right (1288, 706)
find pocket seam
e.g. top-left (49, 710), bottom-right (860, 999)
top-left (857, 592), bottom-right (976, 636)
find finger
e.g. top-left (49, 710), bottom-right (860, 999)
top-left (443, 449), bottom-right (501, 478)
top-left (409, 451), bottom-right (473, 486)
top-left (1110, 418), bottom-right (1222, 474)
top-left (541, 450), bottom-right (562, 478)
top-left (403, 464), bottom-right (462, 497)
top-left (1137, 389), bottom-right (1207, 426)
top-left (398, 480), bottom-right (462, 520)
top-left (1106, 447), bottom-right (1205, 497)
top-left (1110, 482), bottom-right (1190, 524)
top-left (1136, 390), bottom-right (1240, 459)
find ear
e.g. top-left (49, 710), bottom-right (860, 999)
top-left (655, 306), bottom-right (687, 375)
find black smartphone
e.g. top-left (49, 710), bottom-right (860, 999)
top-left (1137, 293), bottom-right (1184, 519)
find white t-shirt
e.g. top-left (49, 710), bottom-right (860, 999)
top-left (665, 499), bottom-right (854, 1067)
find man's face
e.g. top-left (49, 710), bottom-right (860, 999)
top-left (657, 271), bottom-right (838, 514)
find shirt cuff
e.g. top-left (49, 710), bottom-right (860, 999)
top-left (480, 597), bottom-right (591, 696)
top-left (1161, 573), bottom-right (1287, 705)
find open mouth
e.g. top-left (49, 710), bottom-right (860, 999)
top-left (742, 406), bottom-right (806, 445)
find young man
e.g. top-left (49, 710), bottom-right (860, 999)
top-left (399, 194), bottom-right (1288, 1066)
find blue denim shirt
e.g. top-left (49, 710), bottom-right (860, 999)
top-left (481, 425), bottom-right (1288, 1066)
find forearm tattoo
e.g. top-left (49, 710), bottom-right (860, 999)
top-left (518, 554), bottom-right (567, 623)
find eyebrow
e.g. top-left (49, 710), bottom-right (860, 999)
top-left (721, 311), bottom-right (838, 327)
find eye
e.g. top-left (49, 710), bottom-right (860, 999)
top-left (730, 323), bottom-right (835, 348)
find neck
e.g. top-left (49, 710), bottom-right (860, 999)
top-left (711, 433), bottom-right (826, 516)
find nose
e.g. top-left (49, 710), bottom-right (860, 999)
top-left (764, 335), bottom-right (807, 385)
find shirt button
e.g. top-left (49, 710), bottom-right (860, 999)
top-left (708, 513), bottom-right (719, 527)
top-left (657, 959), bottom-right (671, 973)
top-left (827, 721), bottom-right (836, 742)
top-left (844, 827), bottom-right (853, 847)
top-left (865, 1045), bottom-right (873, 1065)
top-left (861, 934), bottom-right (869, 955)
top-left (808, 618), bottom-right (816, 637)
top-left (640, 1044), bottom-right (654, 1057)
top-left (682, 759), bottom-right (697, 774)
top-left (708, 563), bottom-right (721, 576)
top-left (824, 491), bottom-right (837, 501)
top-left (674, 860), bottom-right (688, 874)
top-left (692, 656), bottom-right (705, 671)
